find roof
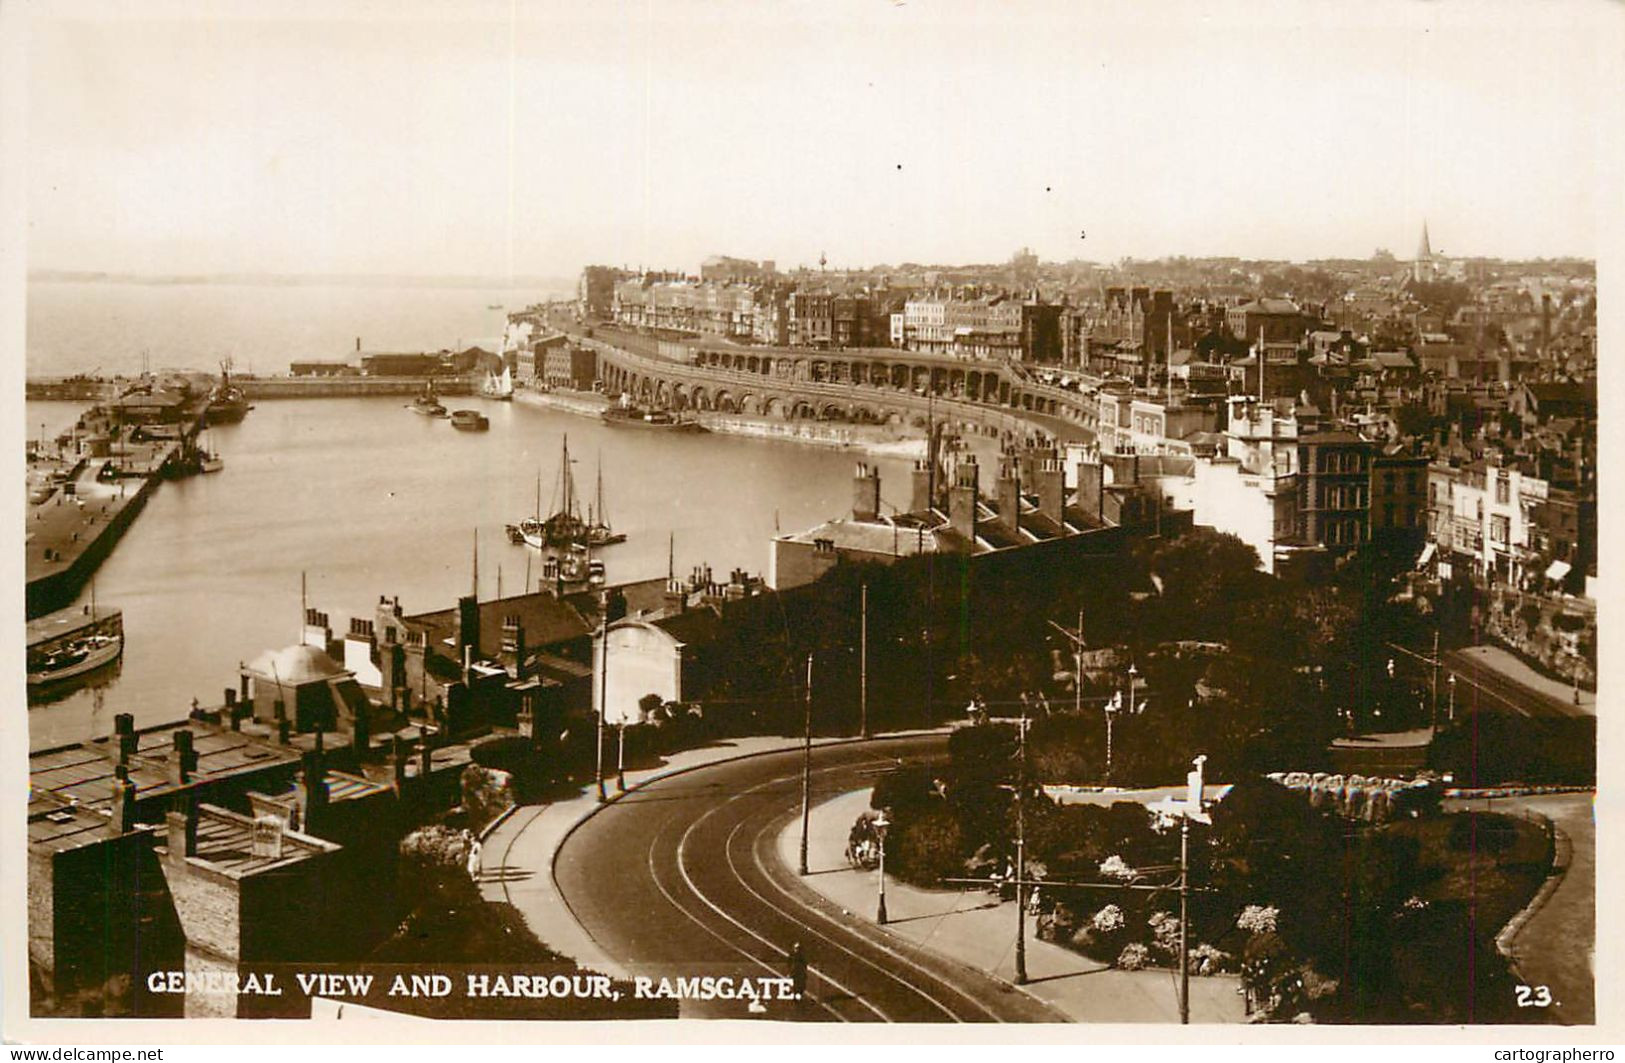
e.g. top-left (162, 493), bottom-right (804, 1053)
top-left (175, 803), bottom-right (337, 877)
top-left (30, 723), bottom-right (301, 814)
top-left (1525, 381), bottom-right (1596, 406)
top-left (776, 518), bottom-right (944, 556)
top-left (407, 590), bottom-right (591, 657)
top-left (247, 644), bottom-right (350, 685)
top-left (651, 608), bottom-right (725, 646)
top-left (1371, 351), bottom-right (1415, 369)
top-left (1233, 298), bottom-right (1301, 316)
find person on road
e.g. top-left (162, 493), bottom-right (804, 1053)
top-left (787, 941), bottom-right (807, 999)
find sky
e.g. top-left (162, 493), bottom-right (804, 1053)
top-left (14, 0), bottom-right (1622, 278)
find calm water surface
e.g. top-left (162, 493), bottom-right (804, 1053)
top-left (26, 397), bottom-right (913, 749)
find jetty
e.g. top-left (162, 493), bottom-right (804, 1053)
top-left (25, 396), bottom-right (211, 620)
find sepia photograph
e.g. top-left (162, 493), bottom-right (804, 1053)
top-left (3, 0), bottom-right (1617, 1045)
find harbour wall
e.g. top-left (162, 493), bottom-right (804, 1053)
top-left (26, 462), bottom-right (165, 620)
top-left (238, 376), bottom-right (476, 399)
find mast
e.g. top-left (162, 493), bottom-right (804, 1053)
top-left (596, 454), bottom-right (608, 530)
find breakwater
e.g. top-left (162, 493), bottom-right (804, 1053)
top-left (238, 376), bottom-right (476, 399)
top-left (25, 439), bottom-right (182, 619)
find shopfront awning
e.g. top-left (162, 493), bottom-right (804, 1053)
top-left (1416, 542), bottom-right (1437, 568)
top-left (1545, 559), bottom-right (1572, 582)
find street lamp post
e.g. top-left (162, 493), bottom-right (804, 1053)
top-left (873, 809), bottom-right (890, 925)
top-left (1447, 673), bottom-right (1457, 722)
top-left (616, 721), bottom-right (626, 791)
top-left (596, 622), bottom-right (608, 803)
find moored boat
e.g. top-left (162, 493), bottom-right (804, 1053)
top-left (27, 603), bottom-right (124, 693)
top-left (408, 383), bottom-right (448, 417)
top-left (450, 409), bottom-right (490, 431)
top-left (601, 397), bottom-right (707, 432)
top-left (205, 360), bottom-right (251, 424)
top-left (480, 365), bottom-right (514, 401)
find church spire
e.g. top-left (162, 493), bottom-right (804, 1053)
top-left (1417, 220), bottom-right (1433, 261)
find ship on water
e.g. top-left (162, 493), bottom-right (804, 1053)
top-left (203, 360), bottom-right (251, 424)
top-left (408, 381), bottom-right (448, 417)
top-left (27, 602), bottom-right (124, 697)
top-left (506, 436), bottom-right (624, 550)
top-left (601, 393), bottom-right (707, 432)
top-left (450, 409), bottom-right (490, 431)
top-left (480, 364), bottom-right (515, 401)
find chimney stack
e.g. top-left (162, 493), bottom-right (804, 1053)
top-left (391, 734), bottom-right (409, 789)
top-left (455, 594), bottom-right (481, 662)
top-left (168, 729), bottom-right (198, 786)
top-left (165, 796), bottom-right (198, 861)
top-left (251, 815), bottom-right (286, 861)
top-left (1035, 457), bottom-right (1066, 524)
top-left (114, 712), bottom-right (138, 764)
top-left (948, 455), bottom-right (979, 543)
top-left (663, 579), bottom-right (688, 615)
top-left (910, 459), bottom-right (933, 514)
top-left (298, 749), bottom-right (329, 828)
top-left (108, 764), bottom-right (137, 836)
top-left (501, 614), bottom-right (525, 671)
top-left (997, 455), bottom-right (1022, 535)
top-left (852, 462), bottom-right (881, 522)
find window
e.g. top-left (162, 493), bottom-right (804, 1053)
top-left (1491, 515), bottom-right (1509, 545)
top-left (1495, 474), bottom-right (1510, 504)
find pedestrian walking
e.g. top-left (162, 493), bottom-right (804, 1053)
top-left (787, 941), bottom-right (807, 999)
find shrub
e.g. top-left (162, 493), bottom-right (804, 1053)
top-left (872, 764), bottom-right (940, 812)
top-left (890, 807), bottom-right (968, 885)
top-left (461, 764), bottom-right (514, 834)
top-left (1117, 943), bottom-right (1151, 970)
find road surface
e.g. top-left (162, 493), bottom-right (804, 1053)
top-left (1441, 648), bottom-right (1588, 719)
top-left (552, 735), bottom-right (1060, 1022)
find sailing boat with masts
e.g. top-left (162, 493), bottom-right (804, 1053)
top-left (583, 454), bottom-right (626, 546)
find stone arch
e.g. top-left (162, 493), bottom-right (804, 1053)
top-left (655, 380), bottom-right (672, 408)
top-left (671, 383), bottom-right (690, 410)
top-left (818, 401), bottom-right (846, 421)
top-left (739, 393), bottom-right (762, 415)
top-left (790, 400), bottom-right (817, 420)
top-left (764, 397), bottom-right (787, 420)
top-left (690, 385), bottom-right (711, 410)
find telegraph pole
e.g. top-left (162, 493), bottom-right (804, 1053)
top-left (1014, 700), bottom-right (1029, 985)
top-left (799, 651), bottom-right (813, 875)
top-left (1178, 813), bottom-right (1190, 1024)
top-left (1430, 629), bottom-right (1441, 731)
top-left (860, 583), bottom-right (870, 738)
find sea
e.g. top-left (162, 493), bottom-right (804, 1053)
top-left (24, 280), bottom-right (914, 749)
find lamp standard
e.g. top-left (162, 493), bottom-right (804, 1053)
top-left (595, 622), bottom-right (608, 803)
top-left (873, 809), bottom-right (890, 925)
top-left (1447, 673), bottom-right (1457, 722)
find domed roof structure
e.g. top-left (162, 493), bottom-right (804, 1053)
top-left (246, 643), bottom-right (350, 686)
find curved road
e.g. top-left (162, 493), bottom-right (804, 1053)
top-left (551, 736), bottom-right (1059, 1022)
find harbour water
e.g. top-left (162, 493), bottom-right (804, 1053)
top-left (25, 394), bottom-right (915, 749)
top-left (26, 279), bottom-right (553, 377)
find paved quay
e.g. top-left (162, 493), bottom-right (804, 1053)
top-left (477, 731), bottom-right (944, 982)
top-left (779, 787), bottom-right (1247, 1024)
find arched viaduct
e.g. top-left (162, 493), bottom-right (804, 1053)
top-left (588, 339), bottom-right (1101, 446)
